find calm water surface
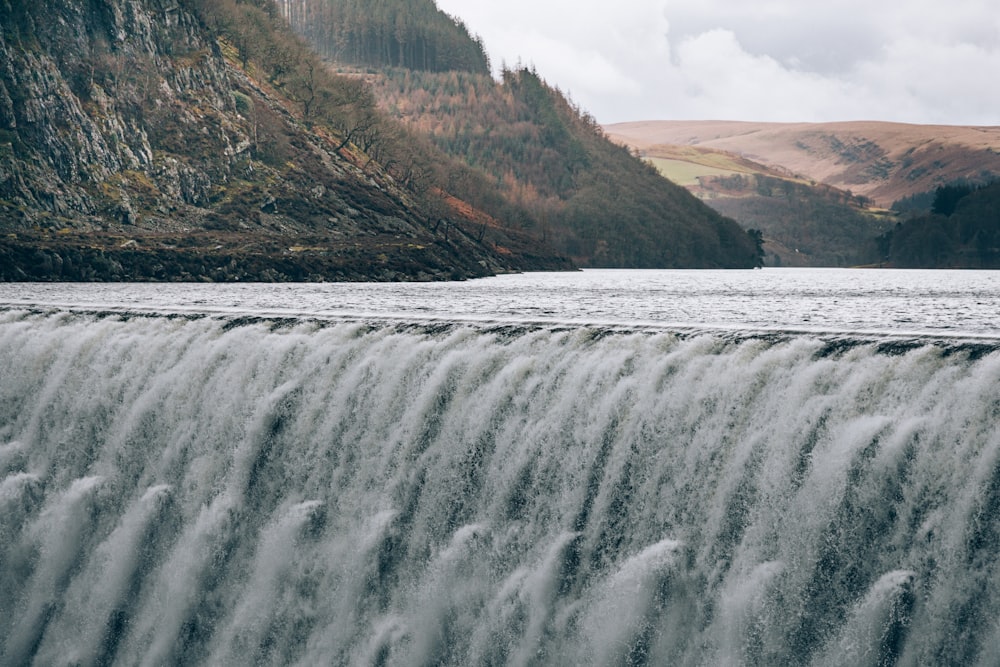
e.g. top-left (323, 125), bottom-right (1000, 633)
top-left (2, 268), bottom-right (999, 338)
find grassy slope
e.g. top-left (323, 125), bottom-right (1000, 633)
top-left (643, 145), bottom-right (804, 188)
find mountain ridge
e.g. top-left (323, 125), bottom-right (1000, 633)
top-left (276, 0), bottom-right (763, 269)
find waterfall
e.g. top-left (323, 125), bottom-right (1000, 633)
top-left (2, 307), bottom-right (999, 666)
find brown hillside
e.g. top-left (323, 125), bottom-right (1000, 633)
top-left (605, 121), bottom-right (1000, 207)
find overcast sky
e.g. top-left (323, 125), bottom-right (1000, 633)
top-left (434, 0), bottom-right (1000, 126)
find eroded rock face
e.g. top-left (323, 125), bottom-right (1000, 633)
top-left (0, 0), bottom-right (572, 281)
top-left (1, 0), bottom-right (281, 227)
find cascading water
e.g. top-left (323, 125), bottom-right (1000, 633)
top-left (2, 306), bottom-right (999, 666)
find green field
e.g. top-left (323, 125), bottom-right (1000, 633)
top-left (646, 157), bottom-right (745, 186)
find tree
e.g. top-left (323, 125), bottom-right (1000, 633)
top-left (931, 183), bottom-right (975, 216)
top-left (322, 79), bottom-right (383, 151)
top-left (285, 60), bottom-right (319, 120)
top-left (747, 228), bottom-right (765, 267)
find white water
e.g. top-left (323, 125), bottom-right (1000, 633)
top-left (2, 271), bottom-right (1000, 665)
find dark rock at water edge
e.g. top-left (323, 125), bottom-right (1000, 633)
top-left (0, 229), bottom-right (574, 282)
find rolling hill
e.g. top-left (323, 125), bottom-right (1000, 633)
top-left (606, 120), bottom-right (1000, 208)
top-left (606, 120), bottom-right (1000, 267)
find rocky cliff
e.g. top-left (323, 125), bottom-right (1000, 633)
top-left (0, 0), bottom-right (570, 281)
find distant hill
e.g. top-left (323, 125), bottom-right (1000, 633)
top-left (0, 0), bottom-right (570, 281)
top-left (606, 120), bottom-right (1000, 267)
top-left (636, 143), bottom-right (888, 266)
top-left (606, 120), bottom-right (1000, 208)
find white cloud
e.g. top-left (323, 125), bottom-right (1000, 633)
top-left (855, 36), bottom-right (1000, 124)
top-left (435, 0), bottom-right (1000, 125)
top-left (669, 29), bottom-right (860, 121)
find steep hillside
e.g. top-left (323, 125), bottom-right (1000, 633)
top-left (0, 0), bottom-right (569, 281)
top-left (606, 120), bottom-right (1000, 208)
top-left (365, 66), bottom-right (762, 268)
top-left (379, 69), bottom-right (764, 267)
top-left (282, 1), bottom-right (761, 269)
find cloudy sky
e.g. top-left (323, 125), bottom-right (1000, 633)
top-left (434, 0), bottom-right (1000, 126)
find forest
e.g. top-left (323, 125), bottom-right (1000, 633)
top-left (698, 173), bottom-right (887, 266)
top-left (274, 0), bottom-right (490, 74)
top-left (177, 0), bottom-right (579, 266)
top-left (369, 66), bottom-right (761, 267)
top-left (269, 0), bottom-right (762, 268)
top-left (878, 182), bottom-right (1000, 268)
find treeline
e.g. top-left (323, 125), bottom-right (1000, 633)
top-left (891, 180), bottom-right (988, 215)
top-left (371, 67), bottom-right (761, 267)
top-left (275, 0), bottom-right (489, 74)
top-left (878, 182), bottom-right (1000, 267)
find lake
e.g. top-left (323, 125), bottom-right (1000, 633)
top-left (2, 267), bottom-right (999, 337)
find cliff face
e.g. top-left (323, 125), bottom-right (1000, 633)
top-left (0, 0), bottom-right (568, 280)
top-left (1, 0), bottom-right (210, 224)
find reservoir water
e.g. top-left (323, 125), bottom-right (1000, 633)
top-left (3, 268), bottom-right (1000, 336)
top-left (2, 269), bottom-right (999, 665)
